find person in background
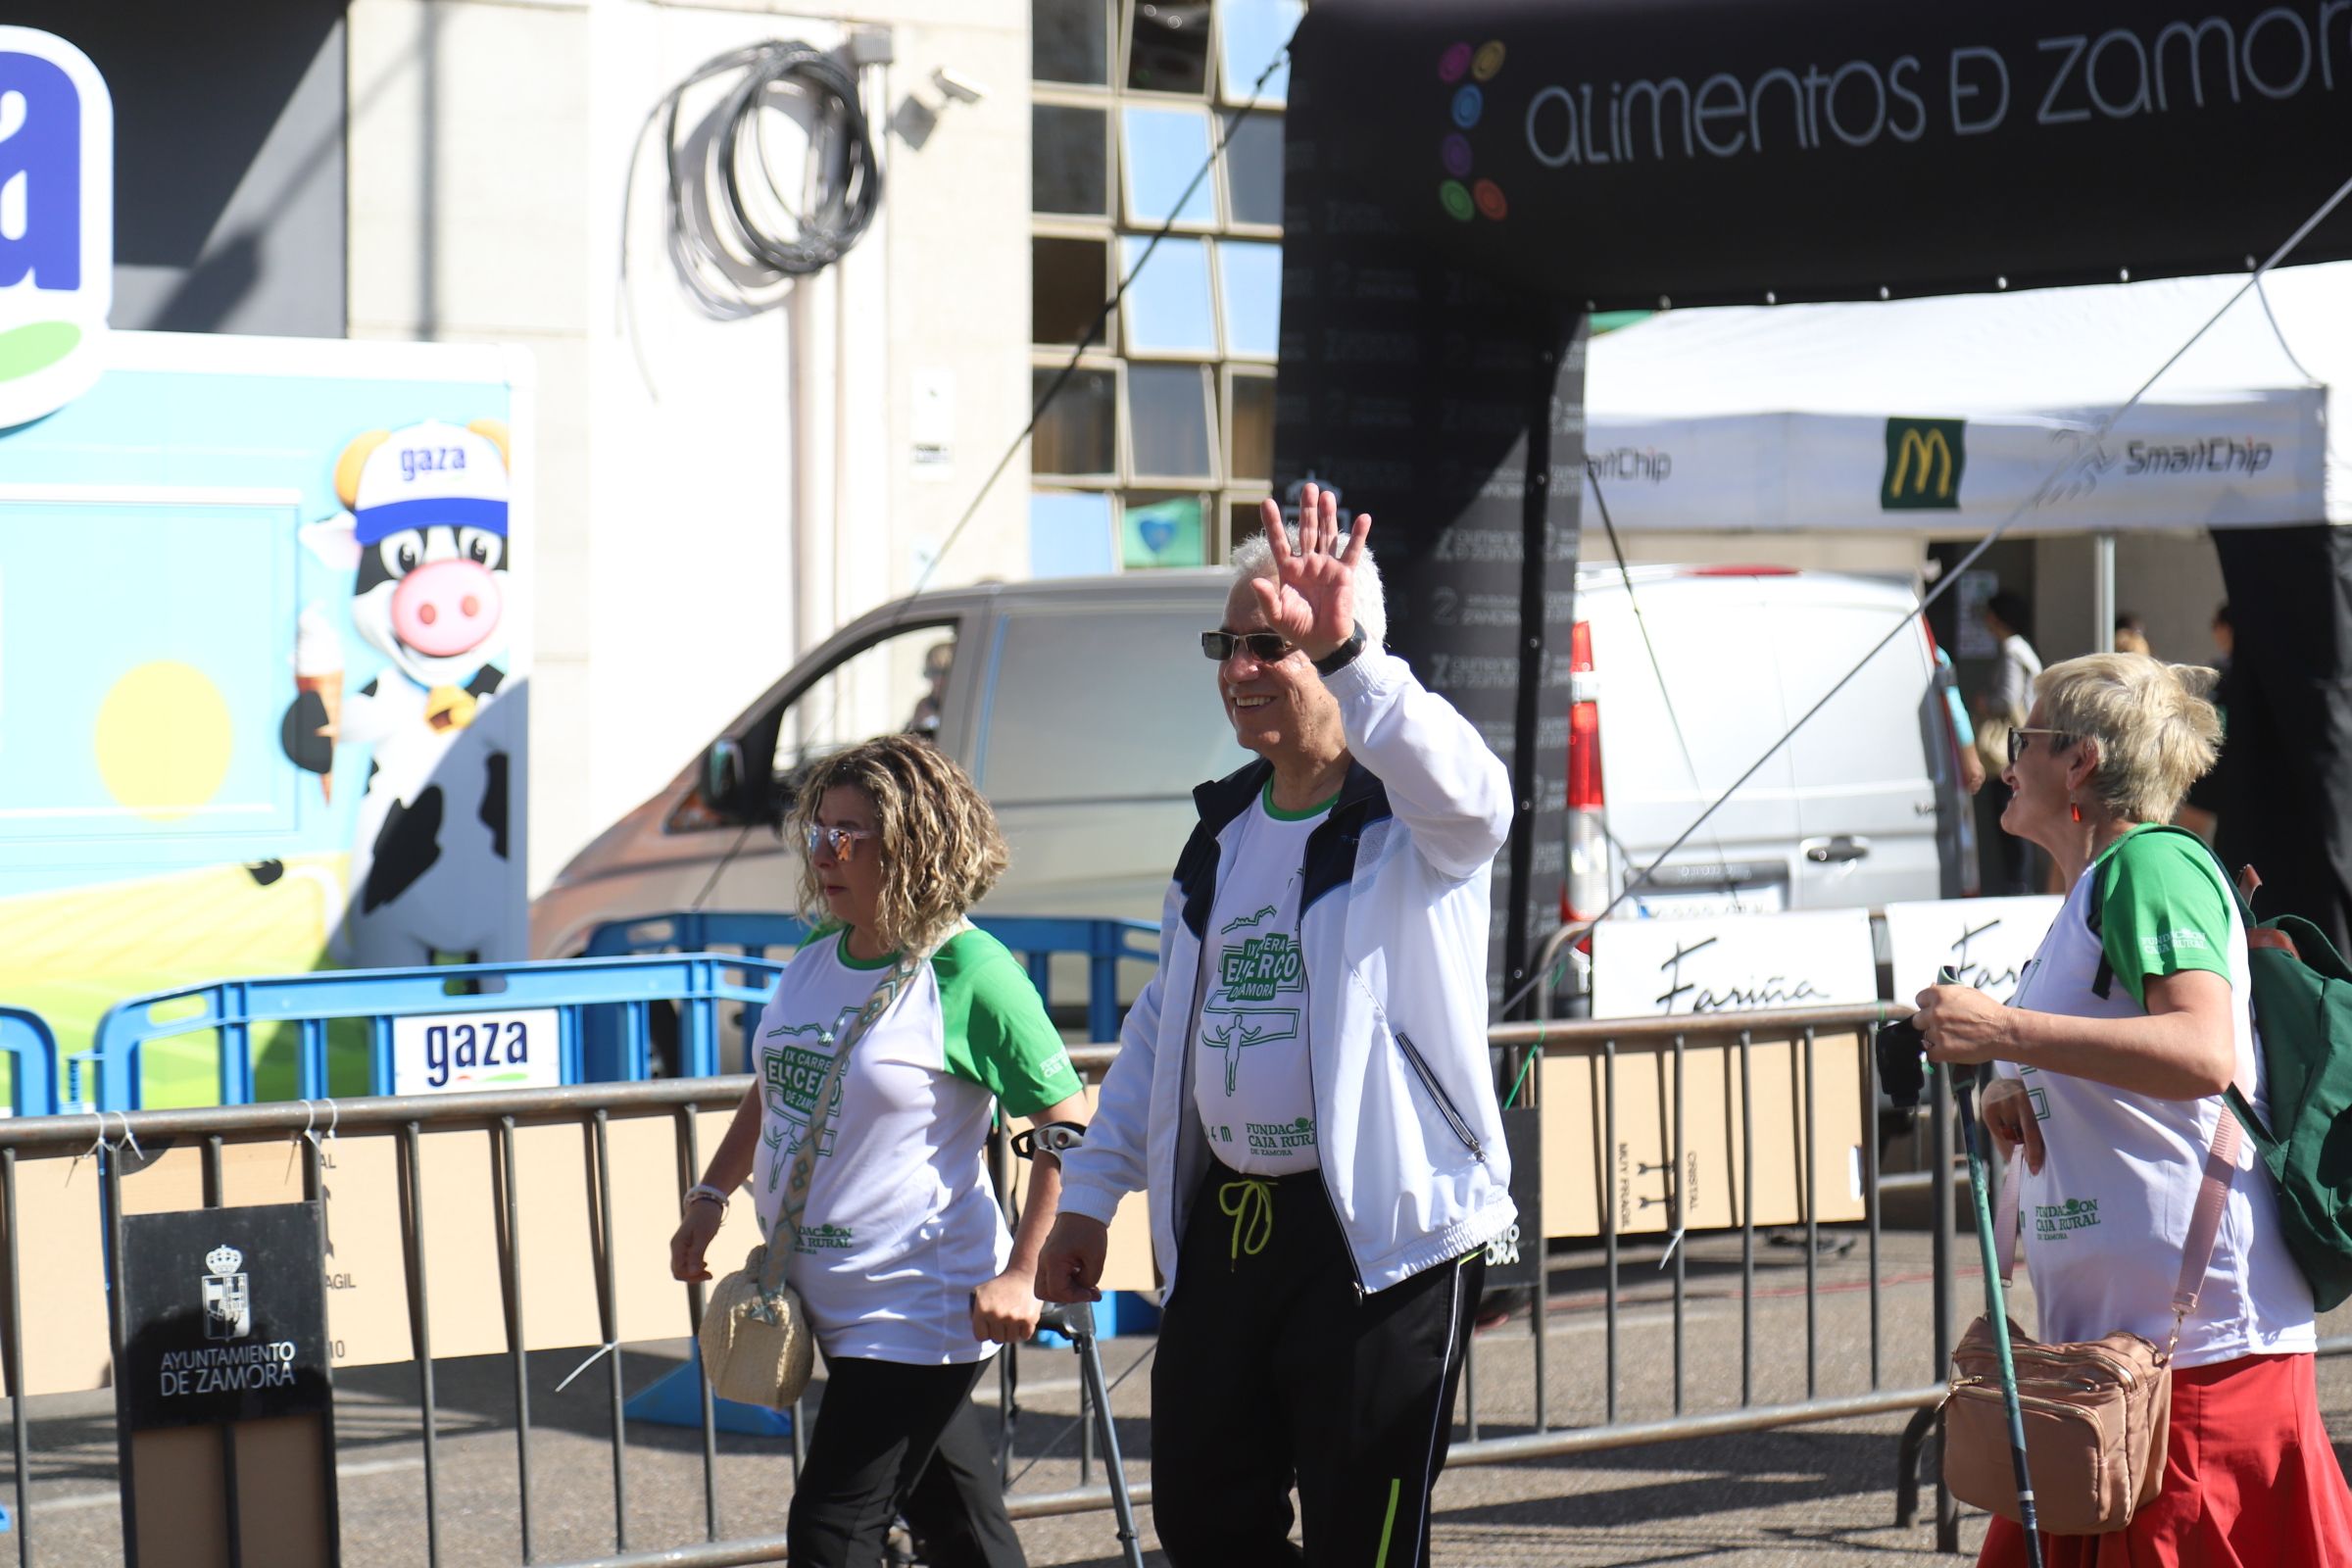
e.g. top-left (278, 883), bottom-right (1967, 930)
top-left (669, 735), bottom-right (1088, 1568)
top-left (2180, 603), bottom-right (2234, 842)
top-left (1978, 590), bottom-right (2045, 895)
top-left (1913, 653), bottom-right (2352, 1565)
top-left (2114, 613), bottom-right (2151, 657)
top-left (1034, 484), bottom-right (1516, 1568)
top-left (1936, 643), bottom-right (1986, 796)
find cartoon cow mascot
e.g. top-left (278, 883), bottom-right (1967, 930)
top-left (279, 418), bottom-right (515, 967)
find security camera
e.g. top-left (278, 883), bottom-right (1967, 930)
top-left (931, 67), bottom-right (988, 104)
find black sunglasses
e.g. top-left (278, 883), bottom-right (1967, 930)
top-left (2005, 727), bottom-right (2073, 766)
top-left (1200, 630), bottom-right (1295, 663)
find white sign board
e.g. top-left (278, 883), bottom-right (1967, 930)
top-left (1591, 908), bottom-right (1879, 1020)
top-left (1884, 897), bottom-right (2063, 1006)
top-left (391, 1008), bottom-right (562, 1096)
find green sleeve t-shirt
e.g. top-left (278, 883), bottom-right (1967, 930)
top-left (2096, 827), bottom-right (2234, 1006)
top-left (751, 925), bottom-right (1079, 1364)
top-left (930, 930), bottom-right (1082, 1116)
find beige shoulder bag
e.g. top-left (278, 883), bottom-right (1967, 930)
top-left (1943, 1107), bottom-right (2241, 1535)
top-left (698, 945), bottom-right (928, 1410)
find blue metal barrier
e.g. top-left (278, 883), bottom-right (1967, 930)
top-left (79, 954), bottom-right (787, 1111)
top-left (0, 1008), bottom-right (58, 1118)
top-left (583, 910), bottom-right (1159, 1042)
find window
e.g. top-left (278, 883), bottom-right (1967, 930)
top-left (1031, 491), bottom-right (1117, 577)
top-left (1128, 364), bottom-right (1215, 479)
top-left (1032, 365), bottom-right (1117, 476)
top-left (1221, 112), bottom-right (1283, 226)
top-left (1219, 0), bottom-right (1303, 104)
top-left (1122, 106), bottom-right (1216, 226)
top-left (1226, 368), bottom-right (1273, 480)
top-left (1120, 236), bottom-right (1215, 354)
top-left (1128, 2), bottom-right (1211, 95)
top-left (1034, 0), bottom-right (1109, 84)
top-left (978, 610), bottom-right (1247, 804)
top-left (1033, 235), bottom-right (1111, 345)
top-left (1030, 0), bottom-right (1298, 567)
top-left (1033, 105), bottom-right (1110, 217)
top-left (1217, 240), bottom-right (1280, 358)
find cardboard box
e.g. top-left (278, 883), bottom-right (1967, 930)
top-left (1541, 1030), bottom-right (1868, 1238)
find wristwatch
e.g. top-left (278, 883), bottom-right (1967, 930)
top-left (1313, 621), bottom-right (1368, 676)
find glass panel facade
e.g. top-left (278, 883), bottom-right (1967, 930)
top-left (1032, 365), bottom-right (1117, 475)
top-left (1033, 0), bottom-right (1109, 84)
top-left (1121, 105), bottom-right (1216, 225)
top-left (1120, 235), bottom-right (1215, 353)
top-left (1218, 240), bottom-right (1281, 358)
top-left (1033, 104), bottom-right (1109, 217)
top-left (1219, 0), bottom-right (1301, 101)
top-left (1221, 112), bottom-right (1284, 226)
top-left (1128, 1), bottom-right (1212, 95)
top-left (1129, 363), bottom-right (1214, 477)
top-left (1034, 235), bottom-right (1111, 345)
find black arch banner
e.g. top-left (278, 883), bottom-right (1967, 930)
top-left (1293, 0), bottom-right (2352, 309)
top-left (1276, 0), bottom-right (2352, 1012)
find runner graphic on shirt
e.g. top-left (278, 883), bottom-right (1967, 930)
top-left (1203, 916), bottom-right (1305, 1097)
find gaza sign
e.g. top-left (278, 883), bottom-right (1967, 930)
top-left (0, 27), bottom-right (110, 429)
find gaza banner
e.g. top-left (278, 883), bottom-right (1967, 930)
top-left (0, 333), bottom-right (535, 1108)
top-left (1579, 395), bottom-right (2327, 533)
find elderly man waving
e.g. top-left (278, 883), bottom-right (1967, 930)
top-left (1036, 483), bottom-right (1516, 1568)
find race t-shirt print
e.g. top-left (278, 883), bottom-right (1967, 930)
top-left (1195, 783), bottom-right (1329, 1175)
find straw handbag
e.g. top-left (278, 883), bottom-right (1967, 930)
top-left (699, 949), bottom-right (924, 1410)
top-left (1944, 1110), bottom-right (2240, 1535)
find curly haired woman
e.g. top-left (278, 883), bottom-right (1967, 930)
top-left (669, 735), bottom-right (1087, 1568)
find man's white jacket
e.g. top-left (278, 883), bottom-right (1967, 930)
top-left (1057, 648), bottom-right (1519, 1298)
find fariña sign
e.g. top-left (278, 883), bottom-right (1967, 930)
top-left (1295, 1), bottom-right (2352, 309)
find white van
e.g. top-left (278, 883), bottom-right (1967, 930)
top-left (1562, 564), bottom-right (1974, 936)
top-left (530, 571), bottom-right (1247, 960)
top-left (533, 564), bottom-right (1968, 979)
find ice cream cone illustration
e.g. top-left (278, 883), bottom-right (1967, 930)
top-left (294, 606), bottom-right (345, 803)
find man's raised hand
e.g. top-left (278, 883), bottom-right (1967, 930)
top-left (1254, 481), bottom-right (1371, 663)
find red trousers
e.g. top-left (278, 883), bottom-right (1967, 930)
top-left (1977, 1352), bottom-right (2352, 1567)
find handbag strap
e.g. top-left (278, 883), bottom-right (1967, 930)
top-left (1993, 1087), bottom-right (2244, 1357)
top-left (755, 924), bottom-right (964, 1294)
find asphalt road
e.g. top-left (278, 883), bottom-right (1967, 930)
top-left (12, 1228), bottom-right (2351, 1566)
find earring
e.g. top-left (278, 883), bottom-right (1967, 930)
top-left (2070, 799), bottom-right (2082, 824)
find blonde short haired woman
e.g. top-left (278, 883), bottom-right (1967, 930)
top-left (1912, 653), bottom-right (2352, 1565)
top-left (669, 735), bottom-right (1087, 1568)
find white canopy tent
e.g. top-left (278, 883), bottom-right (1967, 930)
top-left (1582, 262), bottom-right (2352, 538)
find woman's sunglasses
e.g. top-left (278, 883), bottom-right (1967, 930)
top-left (1200, 630), bottom-right (1294, 662)
top-left (2005, 727), bottom-right (2073, 766)
top-left (805, 822), bottom-right (879, 861)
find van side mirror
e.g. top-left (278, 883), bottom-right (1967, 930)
top-left (703, 737), bottom-right (746, 815)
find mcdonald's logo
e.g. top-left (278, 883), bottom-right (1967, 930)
top-left (1881, 417), bottom-right (1966, 511)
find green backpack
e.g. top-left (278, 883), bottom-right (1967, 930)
top-left (2086, 824), bottom-right (2352, 1313)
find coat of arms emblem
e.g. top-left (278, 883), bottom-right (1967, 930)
top-left (202, 1244), bottom-right (251, 1341)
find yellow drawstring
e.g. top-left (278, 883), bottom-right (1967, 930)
top-left (1219, 1178), bottom-right (1276, 1269)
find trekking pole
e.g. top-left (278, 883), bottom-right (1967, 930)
top-left (1940, 968), bottom-right (2045, 1566)
top-left (1037, 1299), bottom-right (1147, 1568)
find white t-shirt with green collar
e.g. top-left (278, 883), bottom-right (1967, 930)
top-left (1192, 781), bottom-right (1332, 1176)
top-left (750, 925), bottom-right (1080, 1365)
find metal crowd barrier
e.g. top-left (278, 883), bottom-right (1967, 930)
top-left (0, 998), bottom-right (2030, 1568)
top-left (0, 1009), bottom-right (57, 1119)
top-left (582, 910), bottom-right (1160, 1046)
top-left (76, 954), bottom-right (788, 1110)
